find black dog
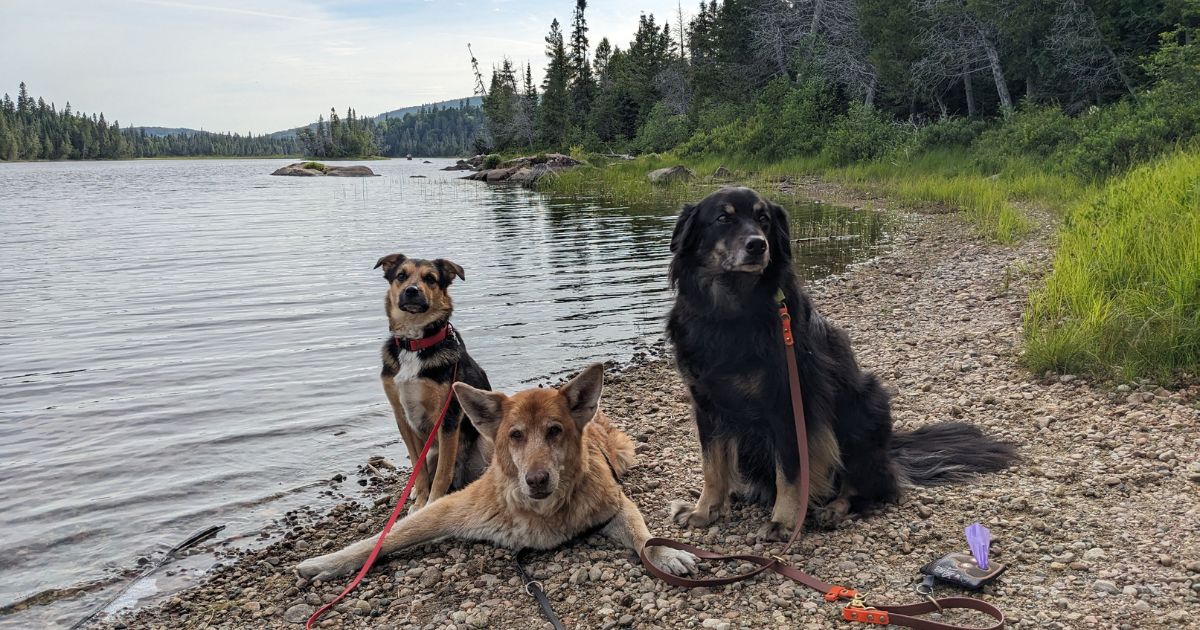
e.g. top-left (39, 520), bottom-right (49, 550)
top-left (666, 187), bottom-right (1016, 539)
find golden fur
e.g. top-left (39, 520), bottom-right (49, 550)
top-left (297, 364), bottom-right (698, 581)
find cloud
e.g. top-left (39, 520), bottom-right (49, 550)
top-left (0, 0), bottom-right (686, 133)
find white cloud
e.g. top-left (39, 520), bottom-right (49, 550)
top-left (0, 0), bottom-right (687, 133)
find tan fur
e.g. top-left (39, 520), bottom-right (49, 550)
top-left (670, 437), bottom-right (735, 528)
top-left (297, 365), bottom-right (697, 582)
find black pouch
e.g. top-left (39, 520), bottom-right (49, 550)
top-left (919, 552), bottom-right (1006, 590)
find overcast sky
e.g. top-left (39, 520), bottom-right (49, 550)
top-left (0, 0), bottom-right (687, 134)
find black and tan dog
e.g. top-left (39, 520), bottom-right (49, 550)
top-left (373, 253), bottom-right (491, 511)
top-left (666, 187), bottom-right (1017, 540)
top-left (296, 364), bottom-right (698, 581)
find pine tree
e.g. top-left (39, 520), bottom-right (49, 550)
top-left (569, 0), bottom-right (596, 134)
top-left (539, 19), bottom-right (572, 147)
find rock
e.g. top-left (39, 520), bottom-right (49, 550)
top-left (270, 162), bottom-right (377, 177)
top-left (1093, 580), bottom-right (1120, 595)
top-left (713, 165), bottom-right (733, 179)
top-left (420, 566), bottom-right (442, 588)
top-left (648, 165), bottom-right (695, 184)
top-left (466, 610), bottom-right (490, 627)
top-left (509, 164), bottom-right (559, 186)
top-left (283, 603), bottom-right (313, 624)
top-left (485, 167), bottom-right (517, 182)
top-left (442, 159), bottom-right (476, 171)
top-left (1083, 547), bottom-right (1107, 561)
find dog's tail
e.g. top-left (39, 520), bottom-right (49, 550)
top-left (890, 422), bottom-right (1017, 486)
top-left (591, 413), bottom-right (636, 478)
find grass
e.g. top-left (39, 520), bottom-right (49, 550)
top-left (1023, 150), bottom-right (1200, 382)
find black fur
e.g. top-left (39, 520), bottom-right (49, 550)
top-left (667, 187), bottom-right (1017, 517)
top-left (380, 322), bottom-right (491, 490)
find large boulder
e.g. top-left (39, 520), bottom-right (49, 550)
top-left (441, 160), bottom-right (476, 171)
top-left (325, 165), bottom-right (376, 177)
top-left (502, 153), bottom-right (583, 169)
top-left (270, 162), bottom-right (376, 177)
top-left (648, 165), bottom-right (695, 184)
top-left (509, 163), bottom-right (558, 186)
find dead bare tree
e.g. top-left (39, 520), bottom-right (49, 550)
top-left (914, 0), bottom-right (1012, 113)
top-left (1047, 0), bottom-right (1136, 109)
top-left (748, 0), bottom-right (879, 105)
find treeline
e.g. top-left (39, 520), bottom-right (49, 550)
top-left (295, 104), bottom-right (482, 158)
top-left (0, 82), bottom-right (302, 160)
top-left (479, 0), bottom-right (1200, 172)
top-left (0, 82), bottom-right (483, 161)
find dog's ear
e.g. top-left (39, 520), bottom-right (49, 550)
top-left (767, 201), bottom-right (792, 265)
top-left (559, 363), bottom-right (604, 430)
top-left (669, 202), bottom-right (699, 254)
top-left (374, 253), bottom-right (406, 281)
top-left (453, 383), bottom-right (505, 441)
top-left (434, 259), bottom-right (466, 286)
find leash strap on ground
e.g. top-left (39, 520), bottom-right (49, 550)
top-left (513, 549), bottom-right (568, 630)
top-left (306, 362), bottom-right (459, 630)
top-left (639, 296), bottom-right (1005, 630)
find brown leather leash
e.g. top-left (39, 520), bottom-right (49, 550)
top-left (640, 292), bottom-right (1005, 629)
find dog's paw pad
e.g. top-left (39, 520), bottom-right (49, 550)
top-left (669, 500), bottom-right (717, 528)
top-left (756, 520), bottom-right (793, 542)
top-left (649, 547), bottom-right (699, 576)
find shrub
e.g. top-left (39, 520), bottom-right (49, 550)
top-left (482, 154), bottom-right (502, 169)
top-left (913, 117), bottom-right (989, 152)
top-left (822, 103), bottom-right (911, 166)
top-left (746, 77), bottom-right (836, 160)
top-left (972, 103), bottom-right (1079, 172)
top-left (634, 103), bottom-right (692, 154)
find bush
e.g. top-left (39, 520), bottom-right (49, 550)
top-left (482, 154), bottom-right (502, 169)
top-left (634, 103), bottom-right (692, 154)
top-left (913, 117), bottom-right (989, 152)
top-left (822, 103), bottom-right (911, 166)
top-left (972, 103), bottom-right (1079, 172)
top-left (1056, 88), bottom-right (1200, 180)
top-left (746, 77), bottom-right (836, 160)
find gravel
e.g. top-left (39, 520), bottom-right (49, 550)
top-left (97, 195), bottom-right (1199, 629)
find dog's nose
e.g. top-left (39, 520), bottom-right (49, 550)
top-left (745, 237), bottom-right (767, 256)
top-left (525, 470), bottom-right (549, 490)
top-left (403, 285), bottom-right (420, 298)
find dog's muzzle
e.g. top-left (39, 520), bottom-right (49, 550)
top-left (399, 285), bottom-right (429, 313)
top-left (722, 236), bottom-right (770, 273)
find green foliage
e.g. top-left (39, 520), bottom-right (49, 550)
top-left (821, 103), bottom-right (909, 166)
top-left (633, 103), bottom-right (690, 154)
top-left (972, 103), bottom-right (1079, 172)
top-left (913, 117), bottom-right (989, 152)
top-left (482, 154), bottom-right (502, 169)
top-left (300, 161), bottom-right (326, 170)
top-left (1025, 150), bottom-right (1200, 380)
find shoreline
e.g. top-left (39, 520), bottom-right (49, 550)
top-left (97, 183), bottom-right (1200, 629)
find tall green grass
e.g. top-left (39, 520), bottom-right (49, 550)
top-left (1024, 150), bottom-right (1200, 381)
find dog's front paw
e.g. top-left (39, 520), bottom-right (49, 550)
top-left (755, 520), bottom-right (793, 542)
top-left (669, 500), bottom-right (719, 528)
top-left (646, 546), bottom-right (699, 576)
top-left (295, 553), bottom-right (356, 583)
top-left (810, 498), bottom-right (850, 530)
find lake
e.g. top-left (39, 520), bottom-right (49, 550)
top-left (0, 158), bottom-right (887, 627)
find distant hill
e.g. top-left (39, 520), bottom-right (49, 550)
top-left (269, 96), bottom-right (481, 139)
top-left (132, 126), bottom-right (205, 137)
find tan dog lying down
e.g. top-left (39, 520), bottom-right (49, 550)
top-left (296, 364), bottom-right (697, 581)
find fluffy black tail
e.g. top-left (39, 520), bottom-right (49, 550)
top-left (891, 422), bottom-right (1018, 486)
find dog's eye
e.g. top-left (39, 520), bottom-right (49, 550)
top-left (756, 214), bottom-right (769, 224)
top-left (546, 425), bottom-right (562, 440)
top-left (509, 430), bottom-right (524, 441)
top-left (716, 214), bottom-right (731, 224)
top-left (424, 274), bottom-right (436, 284)
top-left (396, 272), bottom-right (407, 281)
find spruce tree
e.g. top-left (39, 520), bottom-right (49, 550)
top-left (569, 0), bottom-right (595, 134)
top-left (539, 19), bottom-right (572, 148)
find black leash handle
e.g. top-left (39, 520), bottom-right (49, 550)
top-left (514, 549), bottom-right (568, 630)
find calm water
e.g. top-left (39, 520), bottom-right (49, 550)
top-left (0, 158), bottom-right (886, 627)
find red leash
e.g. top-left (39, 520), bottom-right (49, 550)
top-left (306, 363), bottom-right (459, 629)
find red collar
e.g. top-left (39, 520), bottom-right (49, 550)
top-left (394, 323), bottom-right (452, 352)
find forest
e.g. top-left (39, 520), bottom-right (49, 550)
top-left (478, 0), bottom-right (1199, 177)
top-left (0, 83), bottom-right (483, 161)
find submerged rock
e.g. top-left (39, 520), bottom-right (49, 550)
top-left (271, 162), bottom-right (377, 177)
top-left (648, 165), bottom-right (695, 184)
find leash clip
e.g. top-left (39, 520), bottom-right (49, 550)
top-left (842, 595), bottom-right (889, 625)
top-left (524, 579), bottom-right (544, 596)
top-left (824, 585), bottom-right (859, 602)
top-left (778, 306), bottom-right (795, 347)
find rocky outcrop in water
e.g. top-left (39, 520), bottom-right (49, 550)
top-left (270, 163), bottom-right (377, 177)
top-left (461, 153), bottom-right (581, 186)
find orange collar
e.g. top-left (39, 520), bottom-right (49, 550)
top-left (394, 323), bottom-right (451, 352)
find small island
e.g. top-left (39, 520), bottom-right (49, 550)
top-left (270, 161), bottom-right (377, 177)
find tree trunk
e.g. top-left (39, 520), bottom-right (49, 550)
top-left (1026, 76), bottom-right (1034, 101)
top-left (865, 76), bottom-right (877, 108)
top-left (981, 36), bottom-right (1013, 112)
top-left (811, 0), bottom-right (825, 36)
top-left (1105, 44), bottom-right (1137, 99)
top-left (963, 67), bottom-right (977, 117)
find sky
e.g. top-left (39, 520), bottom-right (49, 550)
top-left (0, 0), bottom-right (687, 134)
